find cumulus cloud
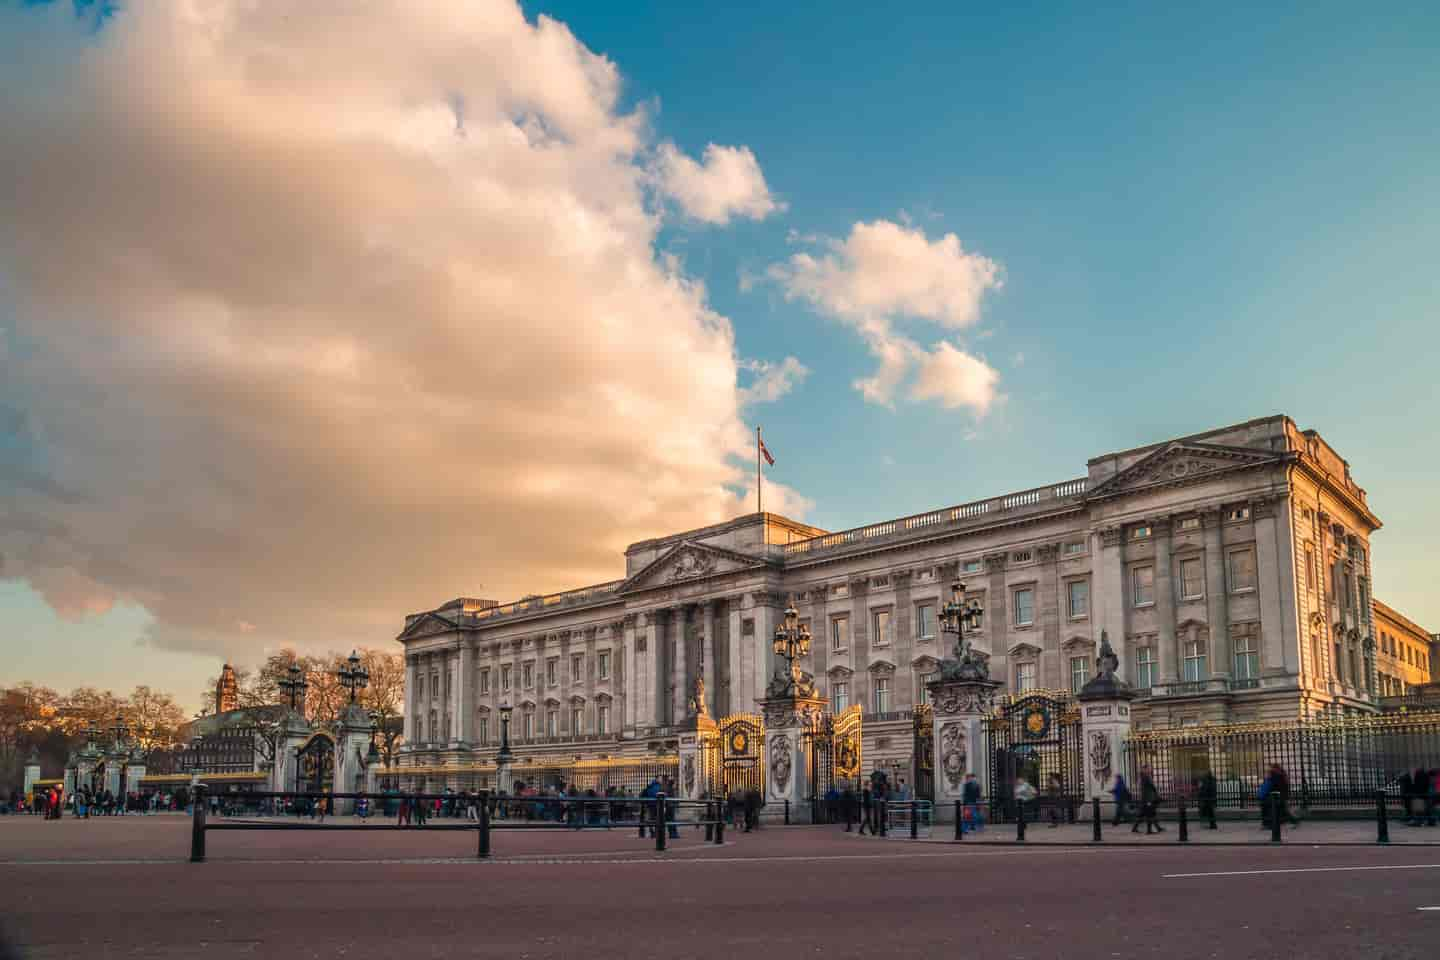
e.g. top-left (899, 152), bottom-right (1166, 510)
top-left (655, 143), bottom-right (783, 224)
top-left (0, 1), bottom-right (803, 660)
top-left (767, 220), bottom-right (1002, 413)
top-left (738, 357), bottom-right (809, 406)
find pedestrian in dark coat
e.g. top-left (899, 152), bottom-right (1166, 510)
top-left (1132, 767), bottom-right (1163, 834)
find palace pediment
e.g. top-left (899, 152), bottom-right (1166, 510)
top-left (1087, 441), bottom-right (1282, 501)
top-left (397, 611), bottom-right (460, 642)
top-left (618, 540), bottom-right (770, 595)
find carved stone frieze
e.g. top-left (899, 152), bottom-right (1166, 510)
top-left (930, 682), bottom-right (1000, 717)
top-left (939, 723), bottom-right (967, 790)
top-left (770, 734), bottom-right (792, 793)
top-left (1089, 731), bottom-right (1112, 789)
top-left (666, 548), bottom-right (717, 582)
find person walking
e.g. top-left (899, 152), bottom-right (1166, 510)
top-left (1110, 773), bottom-right (1132, 827)
top-left (1045, 772), bottom-right (1064, 828)
top-left (858, 784), bottom-right (875, 835)
top-left (1132, 767), bottom-right (1163, 835)
top-left (397, 792), bottom-right (411, 827)
top-left (962, 773), bottom-right (984, 834)
top-left (1265, 764), bottom-right (1300, 830)
top-left (1197, 770), bottom-right (1219, 830)
top-left (1013, 775), bottom-right (1037, 825)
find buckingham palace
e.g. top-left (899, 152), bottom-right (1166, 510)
top-left (395, 414), bottom-right (1387, 782)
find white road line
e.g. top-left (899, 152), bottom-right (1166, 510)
top-left (1418, 906), bottom-right (1440, 911)
top-left (1165, 863), bottom-right (1440, 879)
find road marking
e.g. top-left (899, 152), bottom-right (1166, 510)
top-left (1165, 864), bottom-right (1440, 879)
top-left (1419, 906), bottom-right (1440, 911)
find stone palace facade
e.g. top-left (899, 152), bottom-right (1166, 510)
top-left (396, 415), bottom-right (1385, 779)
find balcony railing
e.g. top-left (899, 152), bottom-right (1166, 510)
top-left (864, 710), bottom-right (914, 723)
top-left (1148, 678), bottom-right (1231, 698)
top-left (783, 477), bottom-right (1088, 558)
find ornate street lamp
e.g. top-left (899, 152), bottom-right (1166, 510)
top-left (189, 734), bottom-right (205, 777)
top-left (278, 662), bottom-right (308, 713)
top-left (770, 600), bottom-right (814, 697)
top-left (939, 580), bottom-right (984, 660)
top-left (337, 650), bottom-right (370, 704)
top-left (110, 713), bottom-right (130, 749)
top-left (497, 702), bottom-right (514, 765)
top-left (84, 721), bottom-right (100, 750)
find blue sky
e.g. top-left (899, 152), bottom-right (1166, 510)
top-left (2, 1), bottom-right (1437, 712)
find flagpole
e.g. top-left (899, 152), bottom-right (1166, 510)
top-left (756, 426), bottom-right (762, 515)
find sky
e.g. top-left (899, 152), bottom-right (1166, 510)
top-left (1, 0), bottom-right (1437, 714)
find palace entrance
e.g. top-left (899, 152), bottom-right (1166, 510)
top-left (803, 704), bottom-right (863, 819)
top-left (983, 692), bottom-right (1083, 821)
top-left (701, 714), bottom-right (765, 798)
top-left (295, 733), bottom-right (335, 795)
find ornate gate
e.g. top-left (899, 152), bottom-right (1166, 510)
top-left (983, 692), bottom-right (1082, 822)
top-left (295, 732), bottom-right (335, 795)
top-left (912, 703), bottom-right (934, 801)
top-left (803, 705), bottom-right (863, 819)
top-left (701, 714), bottom-right (765, 798)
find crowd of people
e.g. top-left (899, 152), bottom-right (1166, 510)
top-left (4, 785), bottom-right (193, 818)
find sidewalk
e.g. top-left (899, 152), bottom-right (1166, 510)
top-left (886, 817), bottom-right (1440, 845)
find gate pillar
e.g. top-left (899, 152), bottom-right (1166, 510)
top-left (679, 715), bottom-right (716, 801)
top-left (334, 704), bottom-right (374, 815)
top-left (273, 710), bottom-right (313, 794)
top-left (927, 678), bottom-right (1002, 821)
top-left (758, 693), bottom-right (828, 823)
top-left (23, 747), bottom-right (42, 798)
top-left (1077, 631), bottom-right (1137, 801)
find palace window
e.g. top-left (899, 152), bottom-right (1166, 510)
top-left (1012, 550), bottom-right (1033, 564)
top-left (1334, 641), bottom-right (1344, 681)
top-left (1178, 517), bottom-right (1201, 532)
top-left (597, 704), bottom-right (610, 734)
top-left (916, 603), bottom-right (935, 639)
top-left (1067, 580), bottom-right (1089, 619)
top-left (1227, 507), bottom-right (1251, 522)
top-left (1349, 648), bottom-right (1359, 687)
top-left (1016, 661), bottom-right (1037, 693)
top-left (522, 662), bottom-right (534, 690)
top-left (417, 676), bottom-right (425, 700)
top-left (1132, 566), bottom-right (1155, 607)
top-left (963, 559), bottom-right (983, 573)
top-left (598, 651), bottom-right (610, 680)
top-left (1180, 558), bottom-right (1204, 600)
top-left (1235, 634), bottom-right (1260, 682)
top-left (832, 616), bottom-right (850, 651)
top-left (1229, 549), bottom-right (1257, 593)
top-left (1135, 645), bottom-right (1157, 688)
top-left (1014, 588), bottom-right (1035, 626)
top-left (1131, 525), bottom-right (1152, 540)
top-left (872, 610), bottom-right (892, 646)
top-left (832, 682), bottom-right (850, 713)
top-left (1305, 546), bottom-right (1315, 591)
top-left (522, 712), bottom-right (534, 740)
top-left (545, 710), bottom-right (557, 738)
top-left (872, 677), bottom-right (891, 714)
top-left (917, 672), bottom-right (936, 706)
top-left (501, 665), bottom-right (512, 692)
top-left (571, 654), bottom-right (583, 684)
top-left (1183, 637), bottom-right (1207, 682)
top-left (477, 717), bottom-right (489, 745)
top-left (546, 658), bottom-right (558, 687)
top-left (479, 668), bottom-right (491, 695)
top-left (1062, 540), bottom-right (1085, 556)
top-left (571, 708), bottom-right (583, 735)
top-left (1070, 656), bottom-right (1089, 694)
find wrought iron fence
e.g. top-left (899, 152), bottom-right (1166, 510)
top-left (1122, 711), bottom-right (1440, 809)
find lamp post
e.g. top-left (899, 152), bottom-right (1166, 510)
top-left (189, 734), bottom-right (204, 789)
top-left (938, 581), bottom-right (985, 661)
top-left (278, 663), bottom-right (308, 714)
top-left (496, 702), bottom-right (514, 795)
top-left (771, 601), bottom-right (813, 694)
top-left (110, 714), bottom-right (131, 750)
top-left (337, 650), bottom-right (370, 705)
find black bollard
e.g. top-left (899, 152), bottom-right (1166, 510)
top-left (714, 806), bottom-right (725, 845)
top-left (911, 803), bottom-right (919, 840)
top-left (478, 793), bottom-right (491, 859)
top-left (879, 800), bottom-right (888, 837)
top-left (784, 799), bottom-right (790, 826)
top-left (656, 793), bottom-right (668, 853)
top-left (1270, 793), bottom-right (1282, 843)
top-left (955, 800), bottom-right (963, 841)
top-left (638, 798), bottom-right (647, 839)
top-left (705, 802), bottom-right (715, 842)
top-left (1092, 797), bottom-right (1102, 843)
top-left (1016, 798), bottom-right (1027, 843)
top-left (1178, 798), bottom-right (1189, 843)
top-left (189, 784), bottom-right (208, 863)
top-left (1376, 790), bottom-right (1390, 844)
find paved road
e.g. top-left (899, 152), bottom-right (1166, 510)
top-left (2, 817), bottom-right (1438, 958)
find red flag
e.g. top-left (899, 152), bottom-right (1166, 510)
top-left (759, 437), bottom-right (775, 466)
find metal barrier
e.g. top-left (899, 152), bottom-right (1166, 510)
top-left (187, 786), bottom-right (727, 862)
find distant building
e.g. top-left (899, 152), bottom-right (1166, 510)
top-left (215, 663), bottom-right (239, 715)
top-left (1373, 598), bottom-right (1434, 702)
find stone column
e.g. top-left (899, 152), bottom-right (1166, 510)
top-left (758, 695), bottom-right (828, 823)
top-left (104, 755), bottom-right (122, 798)
top-left (23, 750), bottom-right (41, 797)
top-left (402, 655), bottom-right (417, 746)
top-left (752, 592), bottom-right (783, 705)
top-left (1203, 510), bottom-right (1231, 680)
top-left (334, 704), bottom-right (373, 815)
top-left (702, 601), bottom-right (717, 716)
top-left (648, 610), bottom-right (664, 728)
top-left (458, 643), bottom-right (475, 746)
top-left (1096, 528), bottom-right (1126, 682)
top-left (1155, 519), bottom-right (1178, 683)
top-left (1254, 498), bottom-right (1286, 672)
top-left (727, 597), bottom-right (744, 716)
top-left (929, 678), bottom-right (1002, 820)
